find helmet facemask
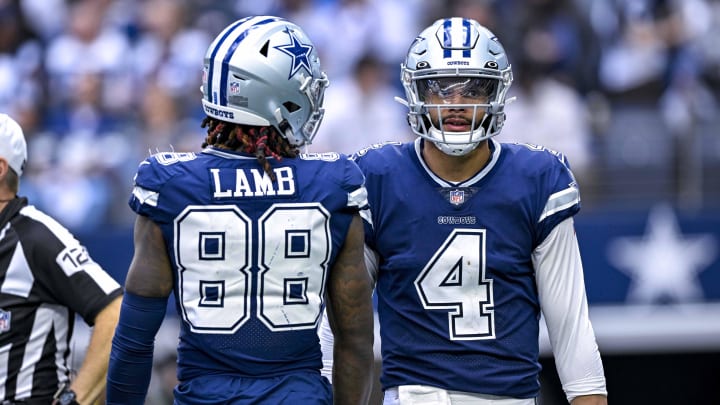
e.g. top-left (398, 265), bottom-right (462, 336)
top-left (296, 73), bottom-right (329, 145)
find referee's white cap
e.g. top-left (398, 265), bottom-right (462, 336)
top-left (0, 113), bottom-right (27, 176)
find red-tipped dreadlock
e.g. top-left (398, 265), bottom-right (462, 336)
top-left (201, 117), bottom-right (299, 181)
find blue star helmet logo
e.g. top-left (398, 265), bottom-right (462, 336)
top-left (274, 28), bottom-right (314, 79)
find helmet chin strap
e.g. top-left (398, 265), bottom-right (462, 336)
top-left (273, 107), bottom-right (301, 146)
top-left (433, 140), bottom-right (481, 156)
top-left (430, 125), bottom-right (485, 156)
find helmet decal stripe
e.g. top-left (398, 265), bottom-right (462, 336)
top-left (206, 17), bottom-right (251, 102)
top-left (442, 18), bottom-right (472, 58)
top-left (218, 17), bottom-right (280, 106)
top-left (207, 17), bottom-right (280, 106)
top-left (462, 19), bottom-right (471, 57)
top-left (442, 19), bottom-right (452, 58)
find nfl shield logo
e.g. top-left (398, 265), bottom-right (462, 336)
top-left (450, 189), bottom-right (465, 205)
top-left (229, 81), bottom-right (240, 94)
top-left (0, 309), bottom-right (10, 333)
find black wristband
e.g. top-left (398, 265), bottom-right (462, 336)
top-left (52, 383), bottom-right (79, 405)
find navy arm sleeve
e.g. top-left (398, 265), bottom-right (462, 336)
top-left (106, 292), bottom-right (168, 404)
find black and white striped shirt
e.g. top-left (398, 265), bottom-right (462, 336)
top-left (0, 197), bottom-right (122, 402)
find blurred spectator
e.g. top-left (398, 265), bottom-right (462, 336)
top-left (0, 0), bottom-right (43, 134)
top-left (19, 0), bottom-right (67, 40)
top-left (496, 0), bottom-right (601, 95)
top-left (46, 71), bottom-right (120, 139)
top-left (129, 0), bottom-right (210, 106)
top-left (20, 132), bottom-right (114, 232)
top-left (367, 0), bottom-right (426, 66)
top-left (591, 0), bottom-right (712, 107)
top-left (293, 0), bottom-right (424, 79)
top-left (697, 0), bottom-right (720, 94)
top-left (44, 0), bottom-right (133, 126)
top-left (311, 54), bottom-right (412, 154)
top-left (138, 83), bottom-right (184, 152)
top-left (502, 58), bottom-right (595, 190)
top-left (587, 0), bottom-right (717, 207)
top-left (297, 0), bottom-right (381, 79)
top-left (440, 0), bottom-right (497, 31)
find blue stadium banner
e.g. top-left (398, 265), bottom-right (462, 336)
top-left (545, 203), bottom-right (720, 354)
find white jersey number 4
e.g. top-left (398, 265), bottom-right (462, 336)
top-left (414, 229), bottom-right (495, 340)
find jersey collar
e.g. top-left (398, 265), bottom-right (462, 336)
top-left (414, 138), bottom-right (502, 188)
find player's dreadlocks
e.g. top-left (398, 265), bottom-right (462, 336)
top-left (201, 117), bottom-right (299, 181)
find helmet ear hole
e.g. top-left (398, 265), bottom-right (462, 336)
top-left (283, 101), bottom-right (301, 113)
top-left (259, 40), bottom-right (270, 57)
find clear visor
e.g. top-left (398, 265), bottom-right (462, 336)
top-left (417, 77), bottom-right (497, 102)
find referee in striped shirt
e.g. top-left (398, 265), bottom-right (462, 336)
top-left (0, 114), bottom-right (122, 404)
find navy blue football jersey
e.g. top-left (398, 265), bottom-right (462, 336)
top-left (353, 139), bottom-right (580, 398)
top-left (128, 147), bottom-right (366, 382)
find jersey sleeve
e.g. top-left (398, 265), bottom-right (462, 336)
top-left (349, 144), bottom-right (396, 251)
top-left (128, 155), bottom-right (184, 224)
top-left (335, 154), bottom-right (368, 214)
top-left (26, 210), bottom-right (122, 325)
top-left (535, 151), bottom-right (581, 245)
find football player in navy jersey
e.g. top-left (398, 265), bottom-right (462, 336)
top-left (106, 16), bottom-right (374, 404)
top-left (320, 17), bottom-right (607, 404)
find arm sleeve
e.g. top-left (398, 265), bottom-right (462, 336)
top-left (319, 308), bottom-right (334, 381)
top-left (533, 217), bottom-right (607, 402)
top-left (106, 292), bottom-right (168, 404)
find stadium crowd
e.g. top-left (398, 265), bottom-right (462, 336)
top-left (2, 0), bottom-right (719, 233)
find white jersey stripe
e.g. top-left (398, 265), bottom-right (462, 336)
top-left (0, 241), bottom-right (33, 298)
top-left (15, 305), bottom-right (69, 399)
top-left (0, 344), bottom-right (8, 398)
top-left (538, 186), bottom-right (580, 223)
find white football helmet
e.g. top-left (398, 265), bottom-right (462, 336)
top-left (399, 17), bottom-right (513, 156)
top-left (201, 16), bottom-right (329, 146)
